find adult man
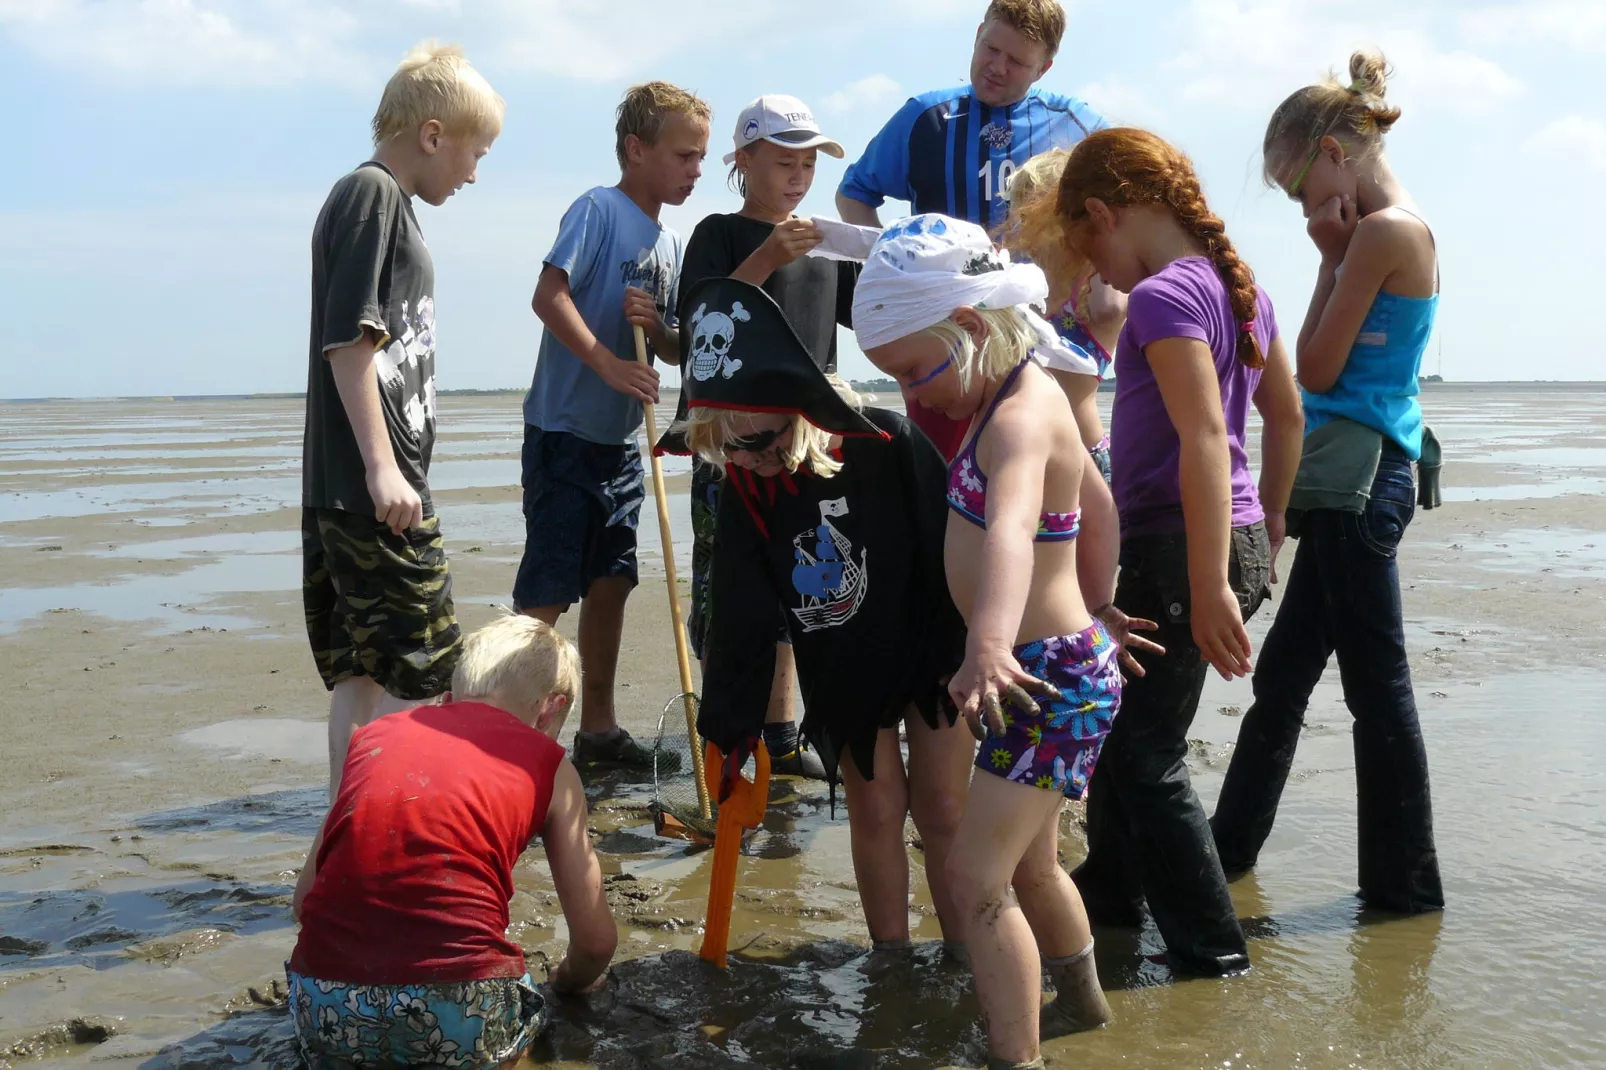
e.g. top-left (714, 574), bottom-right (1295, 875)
top-left (836, 0), bottom-right (1114, 458)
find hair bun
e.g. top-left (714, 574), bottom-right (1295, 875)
top-left (1347, 50), bottom-right (1401, 133)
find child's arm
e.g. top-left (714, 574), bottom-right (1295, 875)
top-left (1251, 336), bottom-right (1304, 581)
top-left (1080, 275), bottom-right (1128, 356)
top-left (532, 265), bottom-right (661, 404)
top-left (329, 332), bottom-right (422, 535)
top-left (1295, 198), bottom-right (1410, 393)
top-left (1147, 337), bottom-right (1252, 679)
top-left (623, 286), bottom-right (680, 365)
top-left (951, 388), bottom-right (1057, 737)
top-left (291, 813), bottom-right (332, 923)
top-left (1075, 451), bottom-right (1118, 614)
top-left (542, 759), bottom-right (617, 994)
top-left (732, 220), bottom-right (825, 287)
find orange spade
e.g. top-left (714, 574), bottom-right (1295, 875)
top-left (699, 738), bottom-right (770, 968)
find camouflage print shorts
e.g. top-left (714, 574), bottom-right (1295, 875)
top-left (302, 507), bottom-right (462, 702)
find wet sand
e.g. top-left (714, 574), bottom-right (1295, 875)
top-left (2, 387), bottom-right (1605, 1068)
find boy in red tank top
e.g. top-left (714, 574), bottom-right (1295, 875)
top-left (288, 615), bottom-right (616, 1069)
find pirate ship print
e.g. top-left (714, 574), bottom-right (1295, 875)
top-left (789, 497), bottom-right (868, 633)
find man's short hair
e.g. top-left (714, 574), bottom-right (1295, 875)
top-left (452, 614), bottom-right (579, 711)
top-left (984, 0), bottom-right (1067, 58)
top-left (615, 81), bottom-right (713, 170)
top-left (372, 41), bottom-right (505, 147)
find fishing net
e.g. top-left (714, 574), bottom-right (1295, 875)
top-left (651, 693), bottom-right (718, 843)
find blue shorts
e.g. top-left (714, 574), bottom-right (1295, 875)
top-left (975, 622), bottom-right (1122, 800)
top-left (514, 426), bottom-right (644, 610)
top-left (286, 967), bottom-right (545, 1068)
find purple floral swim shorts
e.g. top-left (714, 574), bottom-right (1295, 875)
top-left (974, 621), bottom-right (1122, 799)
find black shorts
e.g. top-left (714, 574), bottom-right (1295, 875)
top-left (513, 426), bottom-right (644, 611)
top-left (301, 507), bottom-right (461, 701)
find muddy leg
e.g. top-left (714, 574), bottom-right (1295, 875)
top-left (839, 727), bottom-right (912, 943)
top-left (947, 773), bottom-right (1064, 1065)
top-left (904, 707), bottom-right (974, 942)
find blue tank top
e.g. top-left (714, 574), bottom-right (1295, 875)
top-left (1303, 212), bottom-right (1438, 461)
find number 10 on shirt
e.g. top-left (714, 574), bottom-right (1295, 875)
top-left (978, 157), bottom-right (1017, 206)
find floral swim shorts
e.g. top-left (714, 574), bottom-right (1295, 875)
top-left (975, 621), bottom-right (1122, 800)
top-left (286, 967), bottom-right (545, 1069)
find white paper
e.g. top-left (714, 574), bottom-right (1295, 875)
top-left (805, 216), bottom-right (882, 262)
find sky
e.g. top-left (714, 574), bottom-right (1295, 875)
top-left (1, 0), bottom-right (1600, 399)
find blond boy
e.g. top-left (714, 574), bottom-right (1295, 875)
top-left (302, 42), bottom-right (503, 796)
top-left (290, 615), bottom-right (616, 1068)
top-left (516, 82), bottom-right (711, 769)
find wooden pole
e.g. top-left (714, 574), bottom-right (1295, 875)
top-left (635, 325), bottom-right (710, 819)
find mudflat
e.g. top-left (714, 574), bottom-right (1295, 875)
top-left (2, 387), bottom-right (1604, 1068)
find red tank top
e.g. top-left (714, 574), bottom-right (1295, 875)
top-left (290, 702), bottom-right (565, 984)
top-left (902, 387), bottom-right (967, 462)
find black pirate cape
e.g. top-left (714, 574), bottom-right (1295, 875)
top-left (656, 278), bottom-right (964, 787)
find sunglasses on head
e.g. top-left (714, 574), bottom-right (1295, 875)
top-left (728, 426), bottom-right (785, 453)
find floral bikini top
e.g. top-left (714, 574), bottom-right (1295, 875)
top-left (945, 360), bottom-right (1081, 542)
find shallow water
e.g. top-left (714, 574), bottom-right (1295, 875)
top-left (3, 387), bottom-right (1606, 1068)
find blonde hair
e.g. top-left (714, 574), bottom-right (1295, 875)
top-left (984, 0), bottom-right (1067, 57)
top-left (615, 81), bottom-right (713, 170)
top-left (372, 41), bottom-right (505, 146)
top-left (1263, 50), bottom-right (1402, 184)
top-left (680, 378), bottom-right (864, 479)
top-left (1002, 148), bottom-right (1085, 310)
top-left (452, 614), bottom-right (579, 712)
top-left (923, 307), bottom-right (1038, 394)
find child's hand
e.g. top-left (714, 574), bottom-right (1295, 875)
top-left (367, 462), bottom-right (423, 534)
top-left (1191, 583), bottom-right (1253, 680)
top-left (762, 218), bottom-right (825, 268)
top-left (1093, 603), bottom-right (1166, 679)
top-left (595, 345), bottom-right (661, 404)
top-left (1264, 510), bottom-right (1288, 584)
top-left (1307, 194), bottom-right (1359, 264)
top-left (950, 645), bottom-right (1064, 743)
top-left (623, 286), bottom-right (666, 338)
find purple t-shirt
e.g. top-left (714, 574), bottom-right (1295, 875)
top-left (1110, 256), bottom-right (1278, 539)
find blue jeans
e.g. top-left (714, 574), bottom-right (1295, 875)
top-left (1211, 450), bottom-right (1444, 913)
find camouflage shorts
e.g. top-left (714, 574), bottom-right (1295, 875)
top-left (302, 507), bottom-right (462, 701)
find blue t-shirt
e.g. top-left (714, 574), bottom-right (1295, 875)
top-left (839, 85), bottom-right (1105, 230)
top-left (524, 186), bottom-right (682, 445)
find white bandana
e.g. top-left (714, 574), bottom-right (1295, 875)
top-left (851, 214), bottom-right (1098, 377)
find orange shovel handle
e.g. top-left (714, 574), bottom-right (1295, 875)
top-left (699, 739), bottom-right (770, 967)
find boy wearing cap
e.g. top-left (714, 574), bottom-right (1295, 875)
top-left (519, 82), bottom-right (710, 770)
top-left (677, 94), bottom-right (858, 781)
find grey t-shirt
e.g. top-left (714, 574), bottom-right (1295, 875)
top-left (303, 161), bottom-right (439, 516)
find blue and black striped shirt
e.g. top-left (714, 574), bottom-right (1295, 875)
top-left (839, 85), bottom-right (1106, 230)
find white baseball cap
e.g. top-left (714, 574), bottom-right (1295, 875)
top-left (723, 94), bottom-right (845, 165)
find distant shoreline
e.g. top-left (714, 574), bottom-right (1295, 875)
top-left (5, 381), bottom-right (1606, 403)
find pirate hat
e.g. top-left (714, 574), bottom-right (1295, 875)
top-left (654, 277), bottom-right (886, 456)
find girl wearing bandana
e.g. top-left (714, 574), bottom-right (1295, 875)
top-left (659, 277), bottom-right (973, 951)
top-left (854, 214), bottom-right (1150, 1069)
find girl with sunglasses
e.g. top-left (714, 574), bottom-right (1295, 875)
top-left (660, 277), bottom-right (974, 952)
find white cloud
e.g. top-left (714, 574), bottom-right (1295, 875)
top-left (0, 0), bottom-right (362, 85)
top-left (821, 74), bottom-right (904, 115)
top-left (1161, 0), bottom-right (1524, 118)
top-left (1460, 1), bottom-right (1606, 52)
top-left (1527, 115), bottom-right (1606, 173)
top-left (1075, 78), bottom-right (1164, 126)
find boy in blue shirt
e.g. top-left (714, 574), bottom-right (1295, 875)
top-left (519, 82), bottom-right (711, 768)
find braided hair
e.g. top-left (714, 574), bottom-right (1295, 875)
top-left (1055, 127), bottom-right (1263, 369)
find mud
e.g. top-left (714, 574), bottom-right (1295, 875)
top-left (4, 388), bottom-right (1606, 1068)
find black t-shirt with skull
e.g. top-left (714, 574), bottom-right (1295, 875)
top-left (303, 162), bottom-right (439, 517)
top-left (677, 213), bottom-right (858, 377)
